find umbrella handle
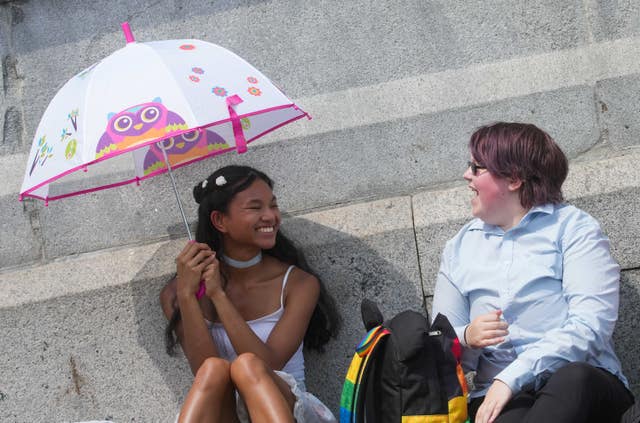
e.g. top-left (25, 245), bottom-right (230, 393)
top-left (196, 280), bottom-right (206, 299)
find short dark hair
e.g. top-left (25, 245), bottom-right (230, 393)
top-left (469, 122), bottom-right (568, 209)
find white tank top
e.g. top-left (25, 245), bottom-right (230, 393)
top-left (208, 265), bottom-right (306, 386)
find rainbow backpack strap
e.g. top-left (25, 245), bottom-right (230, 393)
top-left (339, 325), bottom-right (390, 423)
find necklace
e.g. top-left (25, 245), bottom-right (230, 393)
top-left (222, 251), bottom-right (262, 269)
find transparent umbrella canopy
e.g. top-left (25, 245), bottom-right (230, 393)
top-left (20, 22), bottom-right (309, 240)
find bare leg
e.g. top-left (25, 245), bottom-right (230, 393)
top-left (178, 357), bottom-right (239, 423)
top-left (230, 353), bottom-right (296, 423)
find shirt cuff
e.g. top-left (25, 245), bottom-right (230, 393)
top-left (455, 325), bottom-right (469, 347)
top-left (495, 359), bottom-right (534, 395)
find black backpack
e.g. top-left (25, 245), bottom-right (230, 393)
top-left (340, 299), bottom-right (469, 423)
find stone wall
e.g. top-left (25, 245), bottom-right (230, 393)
top-left (1, 1), bottom-right (639, 421)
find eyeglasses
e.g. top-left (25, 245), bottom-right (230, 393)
top-left (467, 161), bottom-right (487, 176)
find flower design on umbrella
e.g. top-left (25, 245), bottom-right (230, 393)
top-left (68, 109), bottom-right (79, 131)
top-left (29, 135), bottom-right (53, 176)
top-left (180, 44), bottom-right (195, 50)
top-left (61, 128), bottom-right (71, 142)
top-left (247, 76), bottom-right (258, 84)
top-left (189, 75), bottom-right (200, 83)
top-left (65, 139), bottom-right (78, 159)
top-left (212, 86), bottom-right (228, 97)
top-left (192, 67), bottom-right (204, 74)
top-left (247, 87), bottom-right (262, 96)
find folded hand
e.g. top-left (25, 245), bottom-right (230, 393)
top-left (465, 310), bottom-right (509, 348)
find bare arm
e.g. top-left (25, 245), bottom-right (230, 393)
top-left (161, 242), bottom-right (221, 374)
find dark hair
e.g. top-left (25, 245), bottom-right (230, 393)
top-left (165, 165), bottom-right (340, 355)
top-left (469, 122), bottom-right (568, 209)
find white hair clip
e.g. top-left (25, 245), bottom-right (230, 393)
top-left (201, 179), bottom-right (208, 189)
top-left (215, 176), bottom-right (227, 186)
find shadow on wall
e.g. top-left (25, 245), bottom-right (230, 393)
top-left (128, 217), bottom-right (427, 416)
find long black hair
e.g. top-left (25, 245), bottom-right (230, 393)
top-left (165, 165), bottom-right (340, 355)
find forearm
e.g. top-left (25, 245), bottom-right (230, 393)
top-left (209, 289), bottom-right (282, 369)
top-left (497, 310), bottom-right (614, 393)
top-left (178, 294), bottom-right (219, 374)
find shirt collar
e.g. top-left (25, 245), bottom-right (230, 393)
top-left (469, 203), bottom-right (556, 234)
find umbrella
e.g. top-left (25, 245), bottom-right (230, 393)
top-left (19, 22), bottom-right (309, 241)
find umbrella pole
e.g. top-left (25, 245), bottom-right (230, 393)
top-left (159, 145), bottom-right (193, 241)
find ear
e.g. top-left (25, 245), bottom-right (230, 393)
top-left (508, 177), bottom-right (523, 192)
top-left (210, 210), bottom-right (227, 233)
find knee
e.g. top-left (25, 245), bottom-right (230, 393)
top-left (230, 353), bottom-right (270, 388)
top-left (549, 362), bottom-right (598, 388)
top-left (193, 357), bottom-right (231, 390)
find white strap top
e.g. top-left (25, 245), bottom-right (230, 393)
top-left (208, 265), bottom-right (306, 386)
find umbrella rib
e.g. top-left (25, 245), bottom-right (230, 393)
top-left (159, 144), bottom-right (193, 240)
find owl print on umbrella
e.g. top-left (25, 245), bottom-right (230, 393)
top-left (95, 97), bottom-right (230, 175)
top-left (95, 97), bottom-right (188, 159)
top-left (142, 127), bottom-right (230, 175)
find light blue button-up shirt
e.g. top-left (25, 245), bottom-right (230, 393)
top-left (432, 203), bottom-right (628, 398)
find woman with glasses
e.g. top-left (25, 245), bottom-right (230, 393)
top-left (432, 122), bottom-right (634, 423)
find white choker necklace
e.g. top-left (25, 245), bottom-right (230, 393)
top-left (222, 251), bottom-right (262, 269)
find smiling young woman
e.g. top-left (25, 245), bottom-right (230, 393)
top-left (160, 165), bottom-right (340, 423)
top-left (433, 122), bottom-right (634, 423)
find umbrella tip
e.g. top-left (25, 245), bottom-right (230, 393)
top-left (121, 22), bottom-right (135, 44)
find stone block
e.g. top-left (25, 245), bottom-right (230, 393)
top-left (1, 106), bottom-right (23, 155)
top-left (38, 172), bottom-right (196, 260)
top-left (0, 279), bottom-right (191, 422)
top-left (597, 74), bottom-right (640, 149)
top-left (0, 195), bottom-right (42, 268)
top-left (570, 186), bottom-right (640, 270)
top-left (590, 0), bottom-right (640, 42)
top-left (0, 238), bottom-right (190, 422)
top-left (11, 0), bottom-right (587, 101)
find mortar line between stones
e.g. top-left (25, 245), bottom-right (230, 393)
top-left (409, 195), bottom-right (428, 315)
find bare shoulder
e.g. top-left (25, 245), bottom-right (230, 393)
top-left (284, 266), bottom-right (320, 303)
top-left (261, 256), bottom-right (319, 302)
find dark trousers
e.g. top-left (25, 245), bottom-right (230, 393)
top-left (468, 362), bottom-right (635, 423)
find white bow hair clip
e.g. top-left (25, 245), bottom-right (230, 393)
top-left (215, 176), bottom-right (227, 186)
